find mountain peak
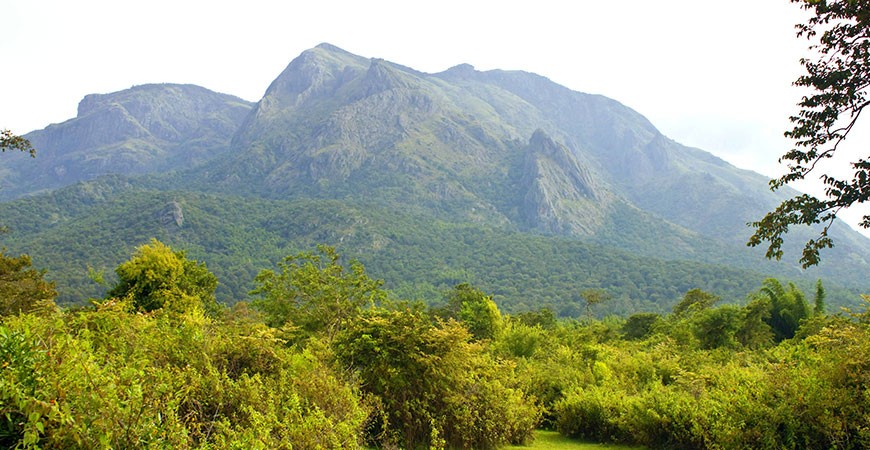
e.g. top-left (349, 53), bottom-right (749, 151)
top-left (314, 42), bottom-right (349, 53)
top-left (76, 83), bottom-right (215, 118)
top-left (258, 44), bottom-right (368, 109)
top-left (529, 128), bottom-right (554, 148)
top-left (361, 58), bottom-right (418, 93)
top-left (437, 63), bottom-right (479, 81)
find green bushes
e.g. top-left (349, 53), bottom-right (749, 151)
top-left (334, 309), bottom-right (540, 449)
top-left (555, 386), bottom-right (627, 442)
top-left (534, 287), bottom-right (870, 449)
top-left (4, 241), bottom-right (870, 449)
top-left (0, 303), bottom-right (367, 449)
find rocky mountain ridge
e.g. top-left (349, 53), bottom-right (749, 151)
top-left (0, 84), bottom-right (252, 199)
top-left (2, 43), bottom-right (868, 303)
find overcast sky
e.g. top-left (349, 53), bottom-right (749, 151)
top-left (2, 0), bottom-right (868, 234)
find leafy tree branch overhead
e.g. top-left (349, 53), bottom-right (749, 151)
top-left (0, 129), bottom-right (34, 157)
top-left (0, 129), bottom-right (34, 234)
top-left (750, 0), bottom-right (870, 267)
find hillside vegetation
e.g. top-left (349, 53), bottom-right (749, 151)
top-left (1, 242), bottom-right (868, 449)
top-left (3, 179), bottom-right (860, 313)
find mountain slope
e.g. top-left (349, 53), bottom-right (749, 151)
top-left (0, 178), bottom-right (816, 314)
top-left (0, 84), bottom-right (252, 199)
top-left (190, 44), bottom-right (869, 280)
top-left (1, 43), bottom-right (868, 309)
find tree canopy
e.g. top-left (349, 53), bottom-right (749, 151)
top-left (0, 251), bottom-right (56, 317)
top-left (434, 283), bottom-right (504, 341)
top-left (107, 239), bottom-right (219, 316)
top-left (750, 0), bottom-right (870, 267)
top-left (250, 245), bottom-right (386, 338)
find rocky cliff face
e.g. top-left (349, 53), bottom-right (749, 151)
top-left (520, 130), bottom-right (610, 235)
top-left (157, 201), bottom-right (184, 228)
top-left (0, 84), bottom-right (252, 200)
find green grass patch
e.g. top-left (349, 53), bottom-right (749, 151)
top-left (505, 430), bottom-right (643, 450)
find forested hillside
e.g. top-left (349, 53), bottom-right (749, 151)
top-left (0, 176), bottom-right (862, 314)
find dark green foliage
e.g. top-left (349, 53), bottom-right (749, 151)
top-left (0, 251), bottom-right (57, 317)
top-left (754, 278), bottom-right (812, 341)
top-left (737, 297), bottom-right (774, 349)
top-left (693, 305), bottom-right (742, 350)
top-left (814, 278), bottom-right (827, 315)
top-left (1, 185), bottom-right (821, 314)
top-left (515, 307), bottom-right (558, 329)
top-left (434, 283), bottom-right (504, 341)
top-left (622, 312), bottom-right (661, 340)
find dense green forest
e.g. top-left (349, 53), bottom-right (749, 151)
top-left (2, 241), bottom-right (868, 449)
top-left (0, 179), bottom-right (862, 316)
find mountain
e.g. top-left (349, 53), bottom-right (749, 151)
top-left (190, 44), bottom-right (868, 280)
top-left (0, 84), bottom-right (253, 199)
top-left (1, 43), bottom-right (867, 311)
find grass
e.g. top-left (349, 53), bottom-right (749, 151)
top-left (505, 430), bottom-right (644, 450)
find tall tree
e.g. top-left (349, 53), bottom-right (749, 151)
top-left (250, 245), bottom-right (385, 338)
top-left (750, 0), bottom-right (870, 267)
top-left (754, 278), bottom-right (811, 341)
top-left (108, 239), bottom-right (219, 315)
top-left (737, 297), bottom-right (774, 349)
top-left (434, 283), bottom-right (503, 341)
top-left (814, 279), bottom-right (827, 315)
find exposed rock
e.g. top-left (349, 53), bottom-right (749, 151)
top-left (519, 130), bottom-right (609, 235)
top-left (1, 84), bottom-right (253, 201)
top-left (158, 201), bottom-right (184, 228)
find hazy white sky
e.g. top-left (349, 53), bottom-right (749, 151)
top-left (1, 0), bottom-right (867, 233)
